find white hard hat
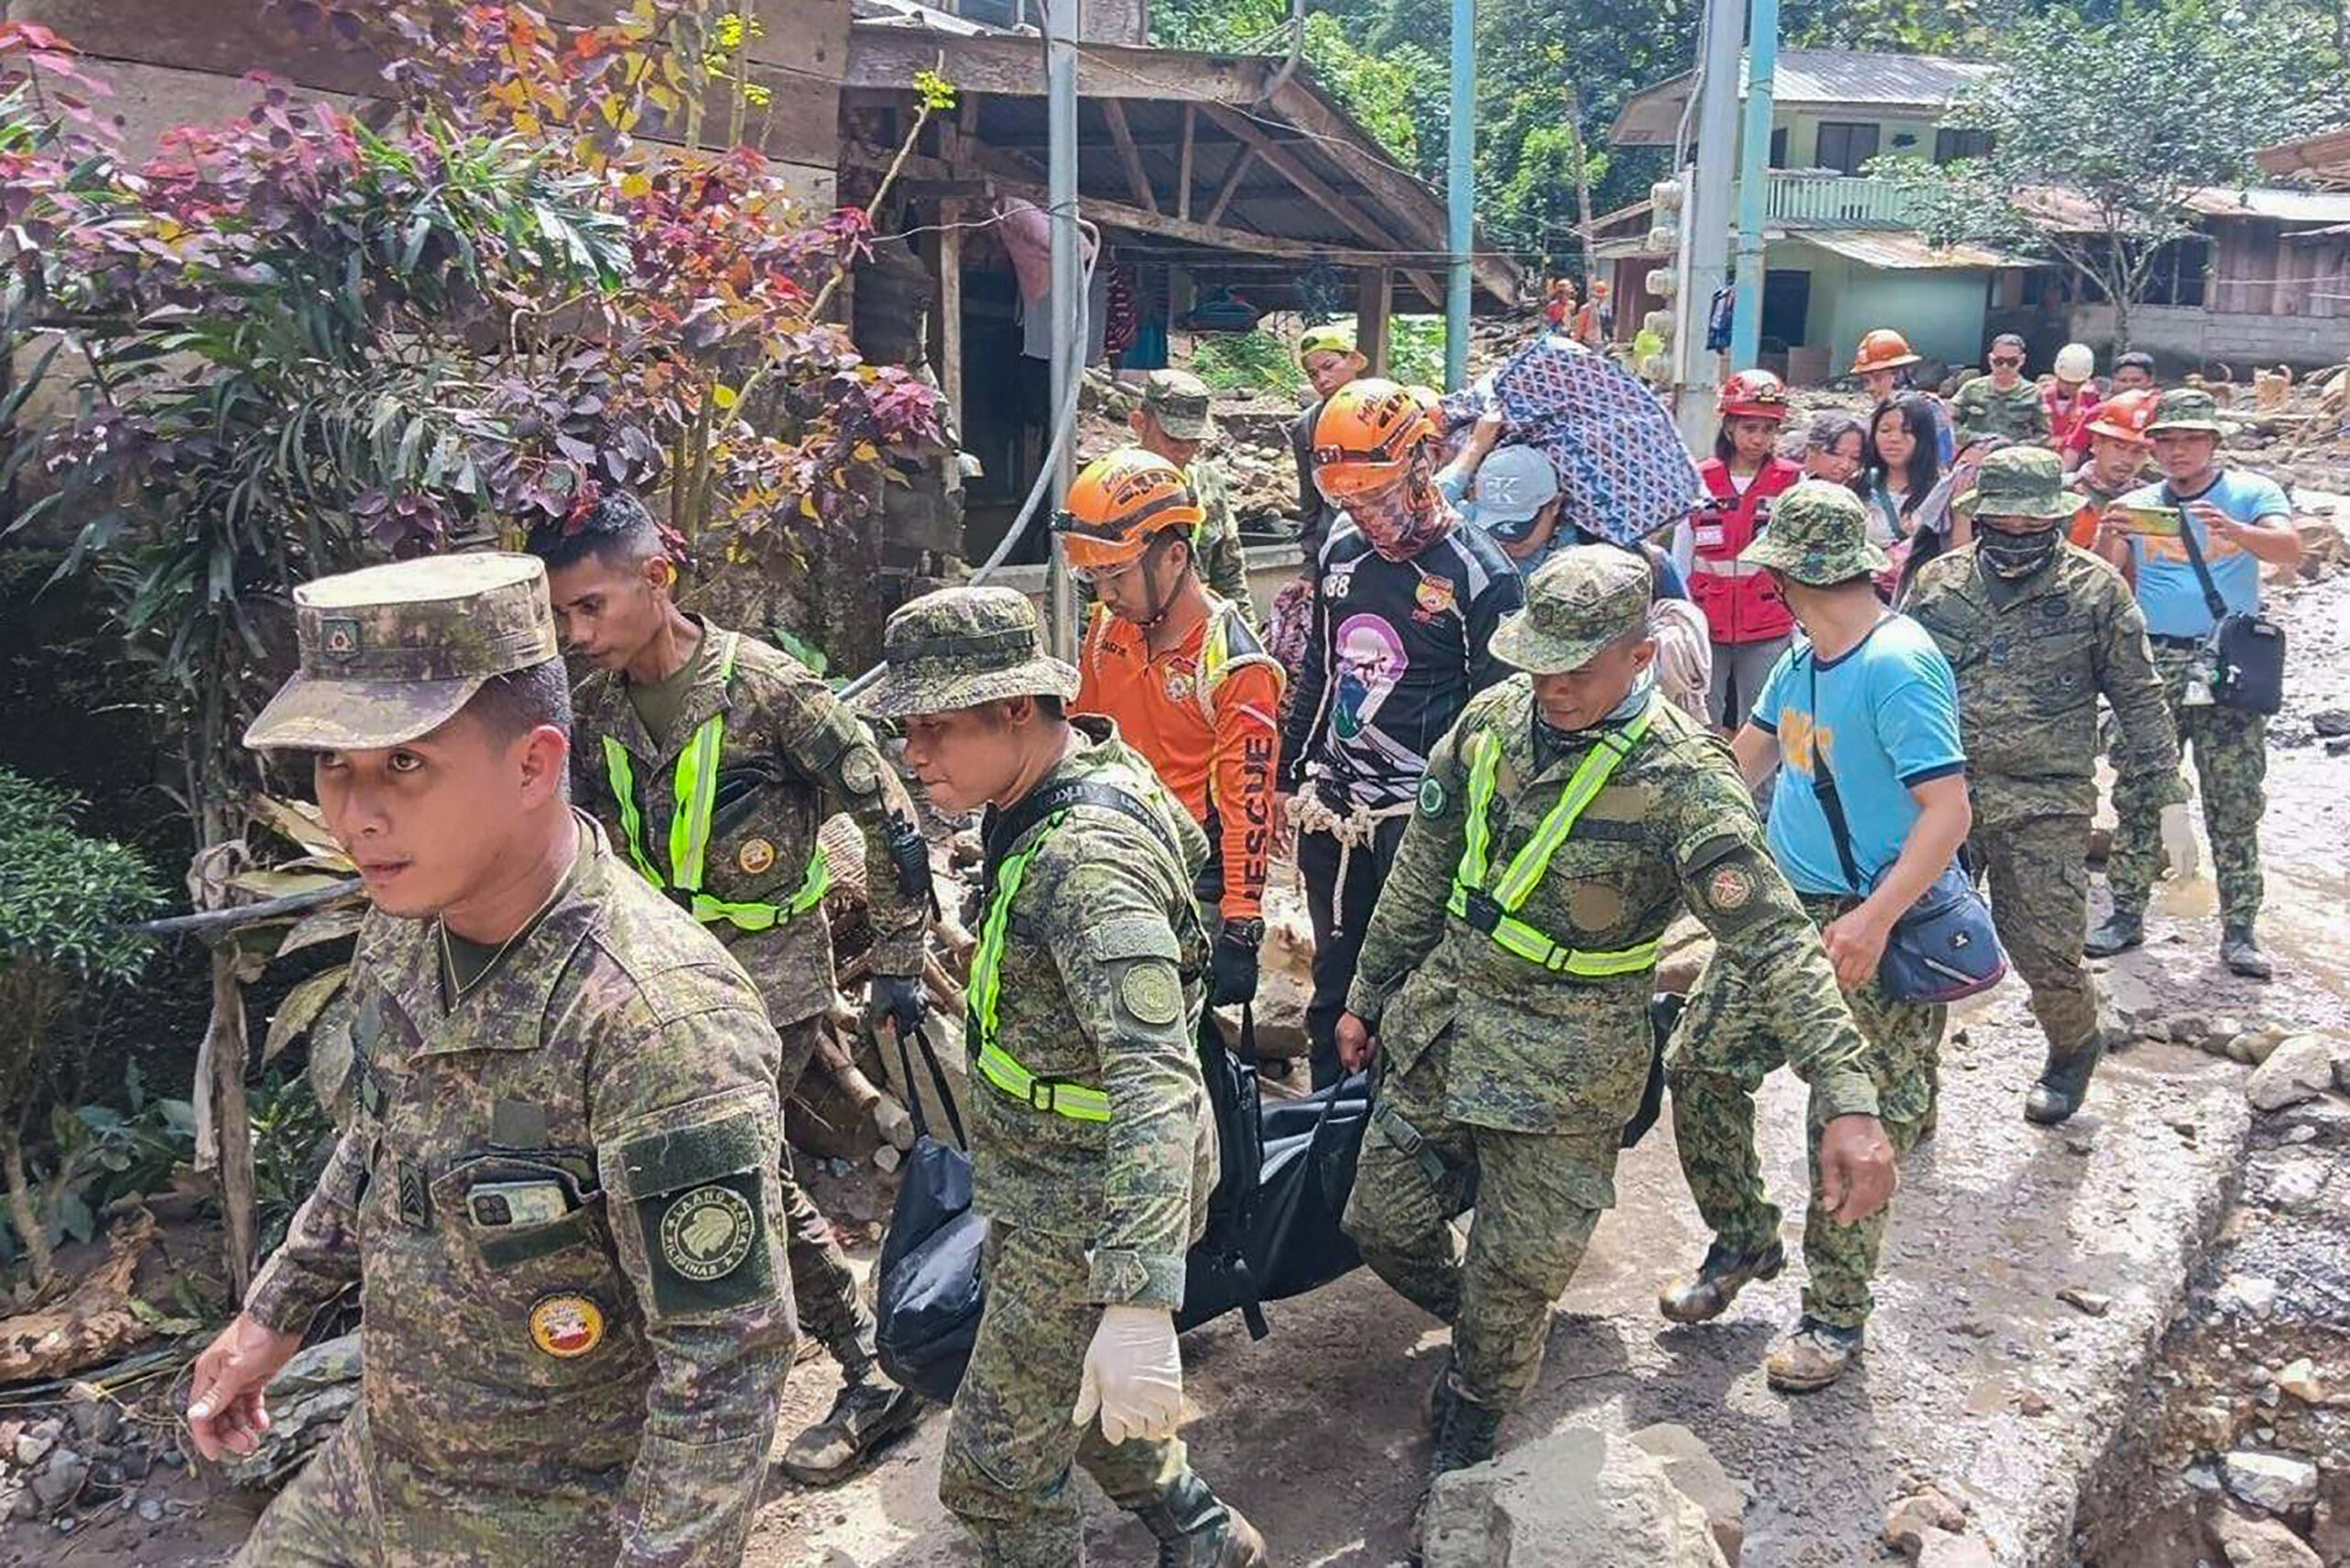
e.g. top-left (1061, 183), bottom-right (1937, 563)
top-left (2054, 342), bottom-right (2096, 384)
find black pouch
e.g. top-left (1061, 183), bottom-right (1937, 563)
top-left (873, 1023), bottom-right (984, 1406)
top-left (2175, 494), bottom-right (2285, 717)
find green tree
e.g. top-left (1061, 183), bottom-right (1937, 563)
top-left (1876, 2), bottom-right (2337, 349)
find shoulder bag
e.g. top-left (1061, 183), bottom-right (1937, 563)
top-left (2171, 493), bottom-right (2286, 717)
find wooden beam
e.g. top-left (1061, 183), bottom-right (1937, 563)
top-left (1203, 147), bottom-right (1255, 226)
top-left (847, 30), bottom-right (1265, 103)
top-left (1357, 268), bottom-right (1393, 376)
top-left (1102, 99), bottom-right (1158, 216)
top-left (1177, 104), bottom-right (1196, 223)
top-left (933, 199), bottom-right (965, 435)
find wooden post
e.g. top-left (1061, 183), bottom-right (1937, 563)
top-left (936, 199), bottom-right (965, 431)
top-left (1357, 267), bottom-right (1393, 375)
top-left (207, 945), bottom-right (256, 1298)
top-left (1177, 104), bottom-right (1196, 221)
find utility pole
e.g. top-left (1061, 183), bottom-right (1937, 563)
top-left (1562, 81), bottom-right (1596, 286)
top-left (1728, 0), bottom-right (1778, 368)
top-left (1444, 0), bottom-right (1473, 389)
top-left (1673, 0), bottom-right (1742, 449)
top-left (1045, 0), bottom-right (1080, 655)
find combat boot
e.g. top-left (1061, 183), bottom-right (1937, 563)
top-left (776, 1374), bottom-right (923, 1485)
top-left (2082, 909), bottom-right (2143, 958)
top-left (2025, 1044), bottom-right (2104, 1126)
top-left (1422, 1350), bottom-right (1458, 1435)
top-left (1765, 1316), bottom-right (1863, 1393)
top-left (2221, 923), bottom-right (2274, 980)
top-left (1131, 1473), bottom-right (1268, 1568)
top-left (1658, 1238), bottom-right (1786, 1324)
top-left (1409, 1394), bottom-right (1505, 1561)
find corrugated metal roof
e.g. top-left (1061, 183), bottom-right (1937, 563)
top-left (1611, 50), bottom-right (1993, 144)
top-left (1791, 229), bottom-right (2044, 271)
top-left (2255, 126), bottom-right (2350, 185)
top-left (2184, 186), bottom-right (2350, 223)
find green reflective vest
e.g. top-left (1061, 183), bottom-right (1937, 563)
top-left (1445, 699), bottom-right (1663, 978)
top-left (967, 812), bottom-right (1113, 1122)
top-left (602, 631), bottom-right (830, 933)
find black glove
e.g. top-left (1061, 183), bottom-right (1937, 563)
top-left (869, 974), bottom-right (926, 1037)
top-left (1209, 923), bottom-right (1262, 1006)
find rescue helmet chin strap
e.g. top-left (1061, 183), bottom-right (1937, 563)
top-left (1134, 530), bottom-right (1191, 632)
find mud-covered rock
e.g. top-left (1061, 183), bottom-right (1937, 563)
top-left (2223, 1450), bottom-right (2320, 1517)
top-left (2209, 1505), bottom-right (2323, 1568)
top-left (1629, 1421), bottom-right (1748, 1565)
top-left (2247, 1037), bottom-right (2341, 1112)
top-left (1422, 1425), bottom-right (1729, 1568)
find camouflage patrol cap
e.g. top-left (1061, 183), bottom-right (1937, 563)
top-left (244, 554), bottom-right (559, 751)
top-left (2144, 386), bottom-right (2232, 436)
top-left (1140, 369), bottom-right (1217, 442)
top-left (1738, 478), bottom-right (1890, 586)
top-left (1490, 544), bottom-right (1652, 675)
top-left (1968, 445), bottom-right (2079, 521)
top-left (862, 585), bottom-right (1080, 719)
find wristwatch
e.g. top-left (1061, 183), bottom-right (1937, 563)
top-left (1221, 917), bottom-right (1266, 946)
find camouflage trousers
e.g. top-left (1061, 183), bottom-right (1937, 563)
top-left (778, 1018), bottom-right (879, 1381)
top-left (234, 1407), bottom-right (627, 1567)
top-left (2105, 641), bottom-right (2268, 926)
top-left (1972, 813), bottom-right (2100, 1064)
top-left (1341, 1049), bottom-right (1617, 1413)
top-left (1667, 894), bottom-right (1942, 1331)
top-left (939, 1224), bottom-right (1197, 1566)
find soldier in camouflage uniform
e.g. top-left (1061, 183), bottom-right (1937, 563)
top-left (1663, 482), bottom-right (1975, 1394)
top-left (186, 554), bottom-right (795, 1566)
top-left (863, 587), bottom-right (1265, 1568)
top-left (1907, 448), bottom-right (2179, 1124)
top-left (1132, 370), bottom-right (1254, 615)
top-left (1952, 334), bottom-right (2053, 446)
top-left (532, 494), bottom-right (928, 1482)
top-left (1337, 546), bottom-right (1895, 1511)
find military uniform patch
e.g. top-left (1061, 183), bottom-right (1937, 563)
top-left (528, 1293), bottom-right (606, 1359)
top-left (1118, 965), bottom-right (1182, 1025)
top-left (737, 837), bottom-right (777, 875)
top-left (659, 1184), bottom-right (757, 1282)
top-left (1707, 865), bottom-right (1754, 913)
top-left (841, 749), bottom-right (883, 795)
top-left (1418, 776), bottom-right (1448, 818)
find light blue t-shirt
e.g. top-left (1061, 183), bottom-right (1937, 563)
top-left (2121, 470), bottom-right (2288, 638)
top-left (1750, 615), bottom-right (1966, 899)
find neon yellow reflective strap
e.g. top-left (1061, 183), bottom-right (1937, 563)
top-left (1445, 699), bottom-right (1664, 978)
top-left (968, 813), bottom-right (1113, 1123)
top-left (603, 632), bottom-right (830, 933)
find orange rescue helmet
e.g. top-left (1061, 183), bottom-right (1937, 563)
top-left (1851, 328), bottom-right (1922, 375)
top-left (1311, 377), bottom-right (1438, 498)
top-left (2085, 387), bottom-right (2159, 445)
top-left (1718, 368), bottom-right (1791, 423)
top-left (1055, 449), bottom-right (1203, 572)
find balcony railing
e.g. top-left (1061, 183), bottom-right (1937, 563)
top-left (1760, 172), bottom-right (1920, 229)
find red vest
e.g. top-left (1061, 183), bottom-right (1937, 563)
top-left (1689, 456), bottom-right (1800, 644)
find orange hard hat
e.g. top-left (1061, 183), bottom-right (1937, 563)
top-left (2085, 387), bottom-right (2159, 445)
top-left (1311, 378), bottom-right (1438, 498)
top-left (1718, 368), bottom-right (1790, 423)
top-left (1851, 328), bottom-right (1922, 375)
top-left (1055, 450), bottom-right (1203, 571)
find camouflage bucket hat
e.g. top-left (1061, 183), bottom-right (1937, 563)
top-left (245, 554), bottom-right (559, 751)
top-left (1739, 478), bottom-right (1890, 586)
top-left (1490, 544), bottom-right (1652, 675)
top-left (1141, 369), bottom-right (1217, 442)
top-left (2144, 386), bottom-right (2232, 436)
top-left (862, 585), bottom-right (1080, 719)
top-left (1967, 444), bottom-right (2079, 521)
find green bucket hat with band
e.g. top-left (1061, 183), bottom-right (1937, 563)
top-left (862, 586), bottom-right (1080, 719)
top-left (2144, 386), bottom-right (2232, 436)
top-left (1490, 545), bottom-right (1653, 675)
top-left (1140, 369), bottom-right (1217, 442)
top-left (1966, 444), bottom-right (2081, 521)
top-left (1739, 478), bottom-right (1890, 586)
top-left (245, 554), bottom-right (559, 751)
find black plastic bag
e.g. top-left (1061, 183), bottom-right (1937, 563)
top-left (872, 1026), bottom-right (986, 1406)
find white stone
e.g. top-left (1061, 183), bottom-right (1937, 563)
top-left (1423, 1426), bottom-right (1729, 1568)
top-left (2276, 1359), bottom-right (2325, 1404)
top-left (2223, 1450), bottom-right (2320, 1516)
top-left (2246, 1036), bottom-right (2340, 1112)
top-left (2218, 1277), bottom-right (2281, 1318)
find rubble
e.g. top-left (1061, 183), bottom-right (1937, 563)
top-left (1628, 1421), bottom-right (1749, 1565)
top-left (2210, 1506), bottom-right (2324, 1568)
top-left (2222, 1450), bottom-right (2320, 1517)
top-left (2244, 1036), bottom-right (2344, 1112)
top-left (1421, 1424), bottom-right (1734, 1568)
top-left (1882, 1484), bottom-right (1967, 1555)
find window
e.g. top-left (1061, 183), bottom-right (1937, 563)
top-left (1934, 129), bottom-right (1994, 163)
top-left (1814, 121), bottom-right (1881, 175)
top-left (1769, 127), bottom-right (1788, 168)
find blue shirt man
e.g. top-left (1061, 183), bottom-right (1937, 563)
top-left (2119, 468), bottom-right (2288, 637)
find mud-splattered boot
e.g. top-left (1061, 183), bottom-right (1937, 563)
top-left (776, 1374), bottom-right (923, 1485)
top-left (2083, 909), bottom-right (2144, 959)
top-left (1659, 1238), bottom-right (1787, 1325)
top-left (1410, 1394), bottom-right (1505, 1562)
top-left (2221, 923), bottom-right (2274, 980)
top-left (1133, 1474), bottom-right (1268, 1568)
top-left (2025, 1044), bottom-right (2104, 1126)
top-left (1765, 1316), bottom-right (1863, 1393)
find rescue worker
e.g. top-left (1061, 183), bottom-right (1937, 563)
top-left (1062, 450), bottom-right (1285, 1002)
top-left (1691, 368), bottom-right (1802, 729)
top-left (1287, 323), bottom-right (1369, 556)
top-left (186, 554), bottom-right (794, 1565)
top-left (1336, 546), bottom-right (1896, 1522)
top-left (530, 493), bottom-right (927, 1484)
top-left (1280, 377), bottom-right (1524, 1088)
top-left (1851, 327), bottom-right (1955, 463)
top-left (1953, 334), bottom-right (2053, 445)
top-left (1907, 448), bottom-right (2180, 1124)
top-left (863, 586), bottom-right (1266, 1568)
top-left (2067, 388), bottom-right (2161, 569)
top-left (1662, 482), bottom-right (1972, 1392)
top-left (2091, 387), bottom-right (2302, 978)
top-left (2044, 342), bottom-right (2104, 460)
top-left (1127, 369), bottom-right (1253, 612)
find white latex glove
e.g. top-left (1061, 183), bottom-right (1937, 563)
top-left (1070, 1304), bottom-right (1182, 1445)
top-left (2159, 801), bottom-right (2201, 882)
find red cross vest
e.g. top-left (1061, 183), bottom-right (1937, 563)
top-left (1689, 455), bottom-right (1801, 645)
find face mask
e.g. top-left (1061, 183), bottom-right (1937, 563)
top-left (1347, 466), bottom-right (1454, 562)
top-left (1979, 524), bottom-right (2061, 579)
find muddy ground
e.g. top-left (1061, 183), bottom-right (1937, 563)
top-left (9, 529), bottom-right (2349, 1568)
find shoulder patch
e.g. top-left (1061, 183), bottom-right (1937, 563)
top-left (659, 1184), bottom-right (758, 1282)
top-left (1118, 964), bottom-right (1184, 1026)
top-left (841, 748), bottom-right (884, 796)
top-left (1418, 774), bottom-right (1449, 818)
